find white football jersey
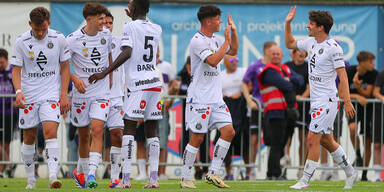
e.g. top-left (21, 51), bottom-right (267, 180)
top-left (156, 60), bottom-right (176, 98)
top-left (187, 32), bottom-right (224, 104)
top-left (297, 37), bottom-right (345, 102)
top-left (11, 29), bottom-right (70, 103)
top-left (110, 36), bottom-right (125, 98)
top-left (121, 19), bottom-right (162, 91)
top-left (67, 27), bottom-right (112, 98)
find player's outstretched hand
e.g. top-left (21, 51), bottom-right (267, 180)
top-left (227, 14), bottom-right (236, 32)
top-left (59, 94), bottom-right (71, 114)
top-left (14, 92), bottom-right (26, 109)
top-left (285, 5), bottom-right (296, 23)
top-left (88, 73), bottom-right (106, 84)
top-left (344, 101), bottom-right (356, 119)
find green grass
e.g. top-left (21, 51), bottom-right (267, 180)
top-left (0, 178), bottom-right (383, 191)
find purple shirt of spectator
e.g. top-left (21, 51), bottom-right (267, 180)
top-left (335, 60), bottom-right (350, 88)
top-left (0, 65), bottom-right (17, 115)
top-left (242, 59), bottom-right (265, 106)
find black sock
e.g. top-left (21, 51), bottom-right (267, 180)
top-left (356, 149), bottom-right (362, 158)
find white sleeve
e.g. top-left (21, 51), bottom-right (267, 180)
top-left (121, 23), bottom-right (133, 48)
top-left (59, 35), bottom-right (71, 63)
top-left (10, 39), bottom-right (23, 67)
top-left (191, 38), bottom-right (213, 62)
top-left (107, 32), bottom-right (112, 54)
top-left (296, 38), bottom-right (312, 52)
top-left (330, 45), bottom-right (345, 69)
top-left (66, 36), bottom-right (74, 56)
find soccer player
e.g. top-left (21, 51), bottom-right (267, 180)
top-left (285, 6), bottom-right (357, 189)
top-left (179, 5), bottom-right (238, 188)
top-left (103, 11), bottom-right (124, 188)
top-left (67, 3), bottom-right (112, 189)
top-left (89, 0), bottom-right (162, 188)
top-left (11, 7), bottom-right (71, 189)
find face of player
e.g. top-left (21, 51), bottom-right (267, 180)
top-left (208, 15), bottom-right (222, 32)
top-left (104, 16), bottom-right (113, 32)
top-left (293, 50), bottom-right (307, 65)
top-left (224, 55), bottom-right (238, 72)
top-left (307, 21), bottom-right (322, 37)
top-left (270, 46), bottom-right (283, 65)
top-left (88, 14), bottom-right (106, 31)
top-left (0, 57), bottom-right (8, 71)
top-left (29, 20), bottom-right (50, 40)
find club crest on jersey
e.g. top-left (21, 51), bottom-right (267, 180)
top-left (47, 42), bottom-right (54, 49)
top-left (28, 51), bottom-right (34, 61)
top-left (82, 48), bottom-right (88, 57)
top-left (196, 122), bottom-right (202, 130)
top-left (20, 119), bottom-right (25, 125)
top-left (101, 38), bottom-right (106, 45)
top-left (319, 48), bottom-right (324, 54)
top-left (111, 43), bottom-right (116, 49)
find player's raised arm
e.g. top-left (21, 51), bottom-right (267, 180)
top-left (88, 46), bottom-right (132, 84)
top-left (205, 26), bottom-right (231, 67)
top-left (285, 6), bottom-right (297, 49)
top-left (226, 14), bottom-right (238, 56)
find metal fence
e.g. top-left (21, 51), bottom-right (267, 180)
top-left (0, 94), bottom-right (383, 180)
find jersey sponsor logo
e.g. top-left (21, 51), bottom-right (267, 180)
top-left (28, 71), bottom-right (55, 78)
top-left (194, 107), bottom-right (207, 114)
top-left (204, 71), bottom-right (219, 77)
top-left (137, 64), bottom-right (155, 72)
top-left (132, 109), bottom-right (144, 115)
top-left (36, 51), bottom-right (47, 71)
top-left (140, 100), bottom-right (146, 109)
top-left (309, 74), bottom-right (322, 82)
top-left (82, 48), bottom-right (88, 57)
top-left (90, 47), bottom-right (101, 66)
top-left (81, 66), bottom-right (107, 73)
top-left (156, 101), bottom-right (162, 110)
top-left (309, 53), bottom-right (316, 73)
top-left (151, 111), bottom-right (161, 116)
top-left (134, 77), bottom-right (160, 87)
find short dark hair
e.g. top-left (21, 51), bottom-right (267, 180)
top-left (0, 48), bottom-right (8, 60)
top-left (30, 7), bottom-right (50, 25)
top-left (357, 51), bottom-right (375, 63)
top-left (83, 3), bottom-right (108, 19)
top-left (134, 0), bottom-right (150, 15)
top-left (263, 41), bottom-right (277, 54)
top-left (309, 10), bottom-right (333, 34)
top-left (105, 10), bottom-right (114, 21)
top-left (197, 5), bottom-right (221, 22)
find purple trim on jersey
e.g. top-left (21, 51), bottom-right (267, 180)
top-left (0, 65), bottom-right (17, 115)
top-left (336, 61), bottom-right (350, 88)
top-left (242, 59), bottom-right (265, 105)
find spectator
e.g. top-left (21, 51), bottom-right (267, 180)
top-left (347, 51), bottom-right (378, 181)
top-left (0, 48), bottom-right (18, 178)
top-left (218, 54), bottom-right (248, 180)
top-left (241, 41), bottom-right (276, 179)
top-left (258, 45), bottom-right (303, 180)
top-left (282, 48), bottom-right (309, 179)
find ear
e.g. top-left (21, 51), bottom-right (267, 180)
top-left (29, 21), bottom-right (32, 27)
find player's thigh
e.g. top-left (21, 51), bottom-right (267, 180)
top-left (18, 103), bottom-right (40, 129)
top-left (123, 91), bottom-right (145, 120)
top-left (309, 101), bottom-right (338, 135)
top-left (107, 97), bottom-right (124, 130)
top-left (89, 98), bottom-right (110, 123)
top-left (143, 90), bottom-right (162, 121)
top-left (71, 98), bottom-right (92, 127)
top-left (185, 103), bottom-right (210, 133)
top-left (209, 103), bottom-right (232, 131)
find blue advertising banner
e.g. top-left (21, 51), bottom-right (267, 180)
top-left (51, 3), bottom-right (379, 71)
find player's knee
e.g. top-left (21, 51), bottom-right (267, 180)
top-left (92, 127), bottom-right (104, 139)
top-left (110, 129), bottom-right (122, 146)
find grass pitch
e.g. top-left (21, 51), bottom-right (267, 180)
top-left (0, 178), bottom-right (383, 191)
